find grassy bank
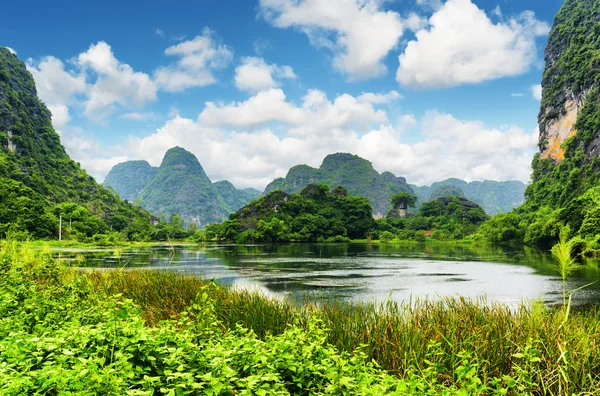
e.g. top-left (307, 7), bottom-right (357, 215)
top-left (2, 242), bottom-right (600, 394)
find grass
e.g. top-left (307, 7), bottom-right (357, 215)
top-left (3, 241), bottom-right (600, 394)
top-left (89, 262), bottom-right (600, 394)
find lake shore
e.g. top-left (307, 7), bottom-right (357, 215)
top-left (2, 241), bottom-right (600, 394)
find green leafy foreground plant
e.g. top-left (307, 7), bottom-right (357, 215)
top-left (1, 243), bottom-right (599, 395)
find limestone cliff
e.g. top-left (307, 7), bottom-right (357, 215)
top-left (537, 0), bottom-right (600, 163)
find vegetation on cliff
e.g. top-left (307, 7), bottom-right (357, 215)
top-left (0, 47), bottom-right (152, 241)
top-left (478, 0), bottom-right (600, 253)
top-left (264, 153), bottom-right (413, 216)
top-left (104, 148), bottom-right (261, 227)
top-left (411, 179), bottom-right (526, 215)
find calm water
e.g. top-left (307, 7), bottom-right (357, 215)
top-left (56, 243), bottom-right (600, 307)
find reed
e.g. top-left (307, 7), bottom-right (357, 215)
top-left (5, 242), bottom-right (600, 394)
top-left (87, 267), bottom-right (600, 393)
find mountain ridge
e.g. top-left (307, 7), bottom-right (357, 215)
top-left (104, 147), bottom-right (261, 226)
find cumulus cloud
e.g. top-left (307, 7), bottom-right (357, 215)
top-left (357, 90), bottom-right (402, 104)
top-left (531, 84), bottom-right (542, 100)
top-left (259, 0), bottom-right (405, 80)
top-left (154, 28), bottom-right (233, 92)
top-left (26, 57), bottom-right (86, 106)
top-left (397, 0), bottom-right (550, 88)
top-left (113, 88), bottom-right (537, 188)
top-left (198, 88), bottom-right (388, 133)
top-left (416, 0), bottom-right (442, 10)
top-left (120, 112), bottom-right (159, 121)
top-left (6, 47), bottom-right (16, 55)
top-left (27, 56), bottom-right (87, 128)
top-left (78, 42), bottom-right (157, 117)
top-left (234, 57), bottom-right (297, 93)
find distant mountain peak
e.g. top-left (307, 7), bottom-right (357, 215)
top-left (104, 146), bottom-right (262, 226)
top-left (264, 152), bottom-right (413, 215)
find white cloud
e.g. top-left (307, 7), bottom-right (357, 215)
top-left (531, 84), bottom-right (542, 100)
top-left (511, 93), bottom-right (524, 97)
top-left (397, 0), bottom-right (550, 88)
top-left (27, 56), bottom-right (86, 134)
top-left (6, 47), bottom-right (16, 55)
top-left (114, 88), bottom-right (537, 189)
top-left (198, 88), bottom-right (388, 132)
top-left (27, 56), bottom-right (86, 109)
top-left (234, 57), bottom-right (297, 93)
top-left (253, 38), bottom-right (272, 55)
top-left (78, 42), bottom-right (157, 117)
top-left (259, 0), bottom-right (405, 80)
top-left (155, 28), bottom-right (166, 38)
top-left (120, 112), bottom-right (159, 121)
top-left (357, 90), bottom-right (402, 104)
top-left (154, 28), bottom-right (233, 92)
top-left (416, 0), bottom-right (442, 10)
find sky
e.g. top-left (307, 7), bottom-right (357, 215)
top-left (1, 0), bottom-right (565, 189)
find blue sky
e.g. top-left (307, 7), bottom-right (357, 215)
top-left (1, 0), bottom-right (564, 189)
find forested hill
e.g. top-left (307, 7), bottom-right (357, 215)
top-left (103, 161), bottom-right (158, 202)
top-left (104, 147), bottom-right (261, 226)
top-left (478, 0), bottom-right (600, 251)
top-left (0, 47), bottom-right (151, 240)
top-left (411, 179), bottom-right (526, 215)
top-left (264, 153), bottom-right (413, 216)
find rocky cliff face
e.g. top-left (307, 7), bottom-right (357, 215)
top-left (537, 0), bottom-right (600, 163)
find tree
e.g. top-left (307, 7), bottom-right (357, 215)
top-left (388, 192), bottom-right (417, 219)
top-left (390, 193), bottom-right (417, 209)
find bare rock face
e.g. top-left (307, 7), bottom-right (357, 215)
top-left (539, 95), bottom-right (585, 162)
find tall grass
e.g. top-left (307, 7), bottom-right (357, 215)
top-left (5, 241), bottom-right (600, 394)
top-left (87, 267), bottom-right (600, 394)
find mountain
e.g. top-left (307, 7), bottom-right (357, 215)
top-left (264, 153), bottom-right (413, 216)
top-left (103, 161), bottom-right (158, 202)
top-left (429, 185), bottom-right (465, 201)
top-left (213, 181), bottom-right (262, 210)
top-left (411, 179), bottom-right (527, 216)
top-left (478, 0), bottom-right (600, 250)
top-left (104, 147), bottom-right (261, 226)
top-left (0, 47), bottom-right (151, 239)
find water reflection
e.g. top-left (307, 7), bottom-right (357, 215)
top-left (55, 243), bottom-right (600, 307)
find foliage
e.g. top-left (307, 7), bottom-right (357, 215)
top-left (410, 178), bottom-right (527, 216)
top-left (481, 0), bottom-right (600, 253)
top-left (3, 244), bottom-right (600, 394)
top-left (209, 185), bottom-right (375, 243)
top-left (378, 196), bottom-right (488, 242)
top-left (390, 192), bottom-right (417, 209)
top-left (0, 47), bottom-right (153, 241)
top-left (264, 153), bottom-right (414, 216)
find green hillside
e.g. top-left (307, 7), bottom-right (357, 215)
top-left (0, 47), bottom-right (151, 240)
top-left (103, 161), bottom-right (158, 202)
top-left (411, 179), bottom-right (526, 215)
top-left (264, 153), bottom-right (413, 216)
top-left (105, 147), bottom-right (262, 227)
top-left (206, 184), bottom-right (375, 242)
top-left (478, 0), bottom-right (600, 252)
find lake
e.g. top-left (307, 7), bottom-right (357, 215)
top-left (57, 243), bottom-right (600, 307)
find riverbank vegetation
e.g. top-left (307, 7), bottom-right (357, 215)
top-left (2, 242), bottom-right (600, 395)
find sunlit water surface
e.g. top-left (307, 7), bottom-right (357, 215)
top-left (54, 243), bottom-right (600, 308)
